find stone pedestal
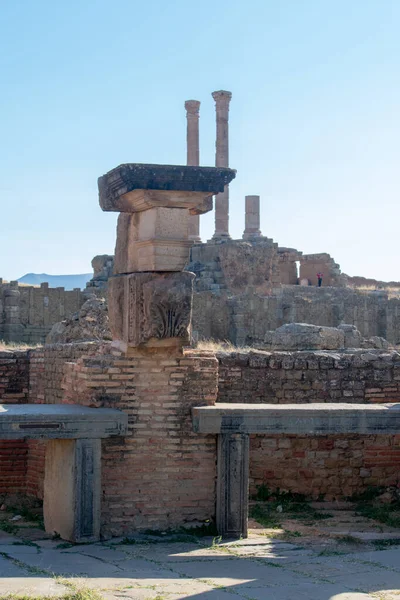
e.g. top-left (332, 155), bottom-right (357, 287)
top-left (212, 91), bottom-right (232, 241)
top-left (216, 433), bottom-right (249, 538)
top-left (44, 438), bottom-right (101, 543)
top-left (243, 195), bottom-right (262, 240)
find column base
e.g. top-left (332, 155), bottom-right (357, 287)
top-left (210, 233), bottom-right (231, 242)
top-left (242, 231), bottom-right (262, 241)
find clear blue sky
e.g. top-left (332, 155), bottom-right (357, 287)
top-left (1, 0), bottom-right (399, 282)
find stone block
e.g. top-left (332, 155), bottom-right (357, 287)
top-left (108, 271), bottom-right (195, 349)
top-left (98, 164), bottom-right (236, 213)
top-left (44, 438), bottom-right (101, 543)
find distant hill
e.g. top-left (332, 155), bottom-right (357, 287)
top-left (17, 273), bottom-right (92, 291)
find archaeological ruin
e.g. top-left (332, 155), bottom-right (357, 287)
top-left (1, 90), bottom-right (400, 542)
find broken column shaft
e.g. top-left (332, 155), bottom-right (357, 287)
top-left (185, 100), bottom-right (201, 242)
top-left (212, 90), bottom-right (232, 240)
top-left (243, 195), bottom-right (262, 240)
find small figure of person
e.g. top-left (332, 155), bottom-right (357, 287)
top-left (316, 272), bottom-right (323, 287)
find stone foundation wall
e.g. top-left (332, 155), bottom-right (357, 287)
top-left (0, 351), bottom-right (29, 403)
top-left (218, 349), bottom-right (400, 498)
top-left (193, 286), bottom-right (400, 345)
top-left (250, 434), bottom-right (400, 500)
top-left (0, 281), bottom-right (86, 344)
top-left (217, 349), bottom-right (400, 404)
top-left (29, 342), bottom-right (101, 404)
top-left (0, 351), bottom-right (30, 495)
top-left (60, 347), bottom-right (218, 537)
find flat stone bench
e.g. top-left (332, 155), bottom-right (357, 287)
top-left (0, 404), bottom-right (128, 543)
top-left (192, 403), bottom-right (400, 538)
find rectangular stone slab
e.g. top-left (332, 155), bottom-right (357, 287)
top-left (0, 404), bottom-right (128, 440)
top-left (192, 402), bottom-right (400, 435)
top-left (98, 163), bottom-right (236, 212)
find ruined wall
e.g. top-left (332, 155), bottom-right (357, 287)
top-left (217, 349), bottom-right (400, 498)
top-left (25, 344), bottom-right (218, 535)
top-left (56, 347), bottom-right (218, 536)
top-left (217, 349), bottom-right (400, 404)
top-left (299, 253), bottom-right (342, 286)
top-left (193, 286), bottom-right (400, 346)
top-left (0, 281), bottom-right (86, 344)
top-left (0, 350), bottom-right (30, 494)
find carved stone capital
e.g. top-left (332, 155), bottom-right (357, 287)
top-left (212, 90), bottom-right (232, 113)
top-left (185, 100), bottom-right (200, 116)
top-left (108, 272), bottom-right (195, 349)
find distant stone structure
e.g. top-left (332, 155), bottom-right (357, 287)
top-left (0, 280), bottom-right (86, 344)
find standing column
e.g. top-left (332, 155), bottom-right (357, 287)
top-left (212, 90), bottom-right (232, 240)
top-left (243, 195), bottom-right (262, 240)
top-left (185, 100), bottom-right (201, 242)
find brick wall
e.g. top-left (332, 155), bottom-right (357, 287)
top-left (217, 349), bottom-right (400, 404)
top-left (218, 349), bottom-right (400, 499)
top-left (0, 350), bottom-right (29, 403)
top-left (0, 351), bottom-right (30, 496)
top-left (250, 434), bottom-right (400, 500)
top-left (59, 346), bottom-right (218, 537)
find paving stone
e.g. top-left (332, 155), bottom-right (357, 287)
top-left (0, 531), bottom-right (20, 544)
top-left (170, 558), bottom-right (313, 588)
top-left (333, 569), bottom-right (400, 593)
top-left (287, 555), bottom-right (384, 579)
top-left (0, 543), bottom-right (40, 554)
top-left (236, 584), bottom-right (377, 600)
top-left (0, 577), bottom-right (69, 597)
top-left (63, 544), bottom-right (131, 562)
top-left (347, 548), bottom-right (400, 571)
top-left (7, 548), bottom-right (125, 576)
top-left (0, 555), bottom-right (29, 576)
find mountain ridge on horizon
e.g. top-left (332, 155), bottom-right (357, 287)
top-left (17, 272), bottom-right (92, 291)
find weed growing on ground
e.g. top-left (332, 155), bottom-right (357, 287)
top-left (351, 486), bottom-right (400, 528)
top-left (336, 535), bottom-right (364, 545)
top-left (250, 487), bottom-right (332, 529)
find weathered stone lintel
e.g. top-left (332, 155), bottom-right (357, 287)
top-left (0, 404), bottom-right (128, 440)
top-left (193, 403), bottom-right (400, 435)
top-left (98, 164), bottom-right (236, 212)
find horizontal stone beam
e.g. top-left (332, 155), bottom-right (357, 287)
top-left (0, 404), bottom-right (128, 440)
top-left (98, 163), bottom-right (236, 212)
top-left (192, 403), bottom-right (400, 435)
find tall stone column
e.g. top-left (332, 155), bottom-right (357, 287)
top-left (243, 195), bottom-right (262, 240)
top-left (212, 90), bottom-right (232, 240)
top-left (185, 100), bottom-right (201, 243)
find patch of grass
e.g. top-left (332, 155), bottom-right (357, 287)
top-left (56, 542), bottom-right (74, 550)
top-left (5, 505), bottom-right (44, 530)
top-left (318, 548), bottom-right (346, 556)
top-left (336, 535), bottom-right (364, 545)
top-left (12, 541), bottom-right (39, 549)
top-left (250, 489), bottom-right (333, 529)
top-left (371, 538), bottom-right (400, 550)
top-left (0, 521), bottom-right (18, 535)
top-left (350, 486), bottom-right (400, 529)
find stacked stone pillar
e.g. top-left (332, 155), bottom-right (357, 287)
top-left (99, 163), bottom-right (236, 351)
top-left (93, 163), bottom-right (236, 535)
top-left (212, 90), bottom-right (232, 240)
top-left (243, 195), bottom-right (262, 240)
top-left (185, 100), bottom-right (201, 243)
